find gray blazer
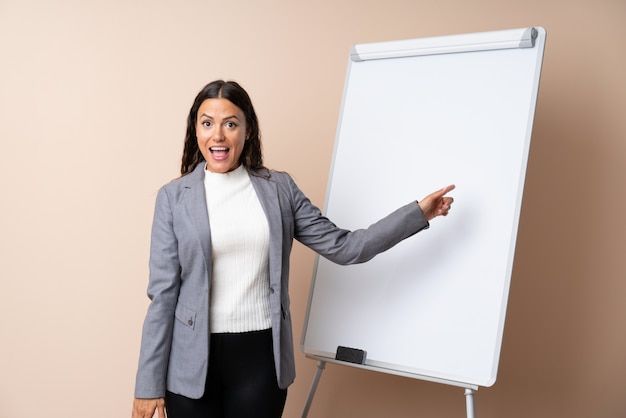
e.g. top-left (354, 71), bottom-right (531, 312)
top-left (134, 162), bottom-right (429, 399)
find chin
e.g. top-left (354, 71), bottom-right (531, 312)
top-left (206, 162), bottom-right (236, 173)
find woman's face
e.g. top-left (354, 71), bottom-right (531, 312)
top-left (196, 98), bottom-right (247, 173)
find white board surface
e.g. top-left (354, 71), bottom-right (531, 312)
top-left (301, 27), bottom-right (546, 388)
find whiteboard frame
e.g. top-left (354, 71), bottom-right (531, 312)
top-left (301, 27), bottom-right (546, 389)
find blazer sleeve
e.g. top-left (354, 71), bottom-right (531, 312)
top-left (134, 186), bottom-right (181, 399)
top-left (281, 173), bottom-right (429, 265)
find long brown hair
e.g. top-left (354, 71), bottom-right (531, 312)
top-left (180, 80), bottom-right (264, 175)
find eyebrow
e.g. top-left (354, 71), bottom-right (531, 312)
top-left (199, 113), bottom-right (241, 120)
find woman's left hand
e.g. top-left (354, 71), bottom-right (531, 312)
top-left (418, 184), bottom-right (455, 221)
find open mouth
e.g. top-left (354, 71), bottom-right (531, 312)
top-left (210, 146), bottom-right (229, 159)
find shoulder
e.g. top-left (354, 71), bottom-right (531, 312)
top-left (249, 168), bottom-right (306, 207)
top-left (157, 175), bottom-right (188, 198)
top-left (164, 163), bottom-right (204, 189)
top-left (156, 163), bottom-right (204, 202)
top-left (250, 167), bottom-right (290, 180)
top-left (250, 168), bottom-right (296, 187)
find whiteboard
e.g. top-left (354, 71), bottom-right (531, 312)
top-left (301, 27), bottom-right (546, 388)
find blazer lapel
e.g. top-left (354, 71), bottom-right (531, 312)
top-left (250, 170), bottom-right (284, 287)
top-left (183, 163), bottom-right (212, 270)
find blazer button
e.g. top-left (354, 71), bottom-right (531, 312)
top-left (188, 319), bottom-right (193, 326)
top-left (269, 287), bottom-right (275, 294)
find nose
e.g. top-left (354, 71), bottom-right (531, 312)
top-left (212, 125), bottom-right (225, 142)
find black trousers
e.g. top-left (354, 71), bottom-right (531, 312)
top-left (165, 328), bottom-right (287, 418)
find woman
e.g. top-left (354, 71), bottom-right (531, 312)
top-left (132, 80), bottom-right (454, 418)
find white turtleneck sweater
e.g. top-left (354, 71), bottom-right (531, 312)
top-left (204, 164), bottom-right (271, 333)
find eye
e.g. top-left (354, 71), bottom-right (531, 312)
top-left (225, 121), bottom-right (237, 128)
top-left (201, 120), bottom-right (212, 128)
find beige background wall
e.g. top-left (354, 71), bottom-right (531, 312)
top-left (1, 0), bottom-right (624, 417)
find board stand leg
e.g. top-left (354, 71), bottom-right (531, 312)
top-left (301, 358), bottom-right (477, 418)
top-left (465, 388), bottom-right (476, 418)
top-left (301, 360), bottom-right (326, 418)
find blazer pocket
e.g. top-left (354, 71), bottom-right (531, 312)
top-left (175, 303), bottom-right (197, 330)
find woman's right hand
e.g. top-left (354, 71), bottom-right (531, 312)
top-left (132, 397), bottom-right (166, 418)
